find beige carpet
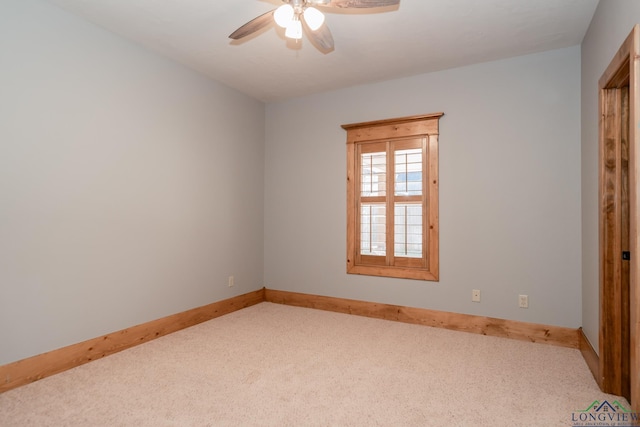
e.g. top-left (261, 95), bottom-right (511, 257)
top-left (0, 302), bottom-right (627, 426)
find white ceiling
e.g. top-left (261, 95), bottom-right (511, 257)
top-left (47, 0), bottom-right (599, 102)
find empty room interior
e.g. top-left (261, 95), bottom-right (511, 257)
top-left (3, 0), bottom-right (640, 425)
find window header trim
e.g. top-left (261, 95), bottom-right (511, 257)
top-left (342, 113), bottom-right (444, 144)
top-left (341, 112), bottom-right (444, 131)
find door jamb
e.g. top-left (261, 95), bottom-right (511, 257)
top-left (599, 24), bottom-right (640, 409)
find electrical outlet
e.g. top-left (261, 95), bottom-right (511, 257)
top-left (519, 294), bottom-right (528, 308)
top-left (472, 289), bottom-right (481, 303)
top-left (228, 276), bottom-right (234, 287)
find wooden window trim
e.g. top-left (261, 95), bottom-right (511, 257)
top-left (343, 113), bottom-right (443, 281)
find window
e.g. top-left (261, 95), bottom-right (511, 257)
top-left (343, 113), bottom-right (443, 281)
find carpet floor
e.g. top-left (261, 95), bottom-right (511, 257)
top-left (0, 302), bottom-right (628, 426)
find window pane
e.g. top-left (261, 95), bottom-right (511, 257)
top-left (395, 203), bottom-right (422, 258)
top-left (361, 152), bottom-right (386, 197)
top-left (361, 204), bottom-right (386, 256)
top-left (395, 148), bottom-right (422, 196)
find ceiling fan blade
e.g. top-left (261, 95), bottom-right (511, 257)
top-left (302, 20), bottom-right (334, 53)
top-left (229, 10), bottom-right (275, 40)
top-left (323, 0), bottom-right (399, 7)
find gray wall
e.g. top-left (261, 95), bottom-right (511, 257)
top-left (0, 0), bottom-right (265, 365)
top-left (0, 0), bottom-right (588, 367)
top-left (581, 0), bottom-right (640, 353)
top-left (265, 46), bottom-right (582, 328)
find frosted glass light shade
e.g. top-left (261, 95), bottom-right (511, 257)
top-left (303, 7), bottom-right (325, 31)
top-left (274, 4), bottom-right (294, 28)
top-left (285, 18), bottom-right (302, 40)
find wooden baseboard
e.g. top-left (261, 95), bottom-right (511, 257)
top-left (0, 289), bottom-right (265, 394)
top-left (1, 287), bottom-right (585, 395)
top-left (579, 327), bottom-right (601, 387)
top-left (264, 289), bottom-right (579, 349)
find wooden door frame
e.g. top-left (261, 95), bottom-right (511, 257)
top-left (599, 24), bottom-right (640, 409)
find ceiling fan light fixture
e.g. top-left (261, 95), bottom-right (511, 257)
top-left (303, 7), bottom-right (325, 31)
top-left (285, 17), bottom-right (303, 40)
top-left (274, 4), bottom-right (294, 28)
top-left (229, 0), bottom-right (400, 52)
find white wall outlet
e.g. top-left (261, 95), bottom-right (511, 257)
top-left (228, 276), bottom-right (234, 287)
top-left (472, 289), bottom-right (481, 303)
top-left (519, 294), bottom-right (528, 308)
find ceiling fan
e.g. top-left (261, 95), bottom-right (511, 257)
top-left (229, 0), bottom-right (400, 53)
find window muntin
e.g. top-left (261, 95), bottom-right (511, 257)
top-left (360, 203), bottom-right (386, 256)
top-left (395, 148), bottom-right (422, 196)
top-left (394, 203), bottom-right (422, 258)
top-left (361, 151), bottom-right (386, 197)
